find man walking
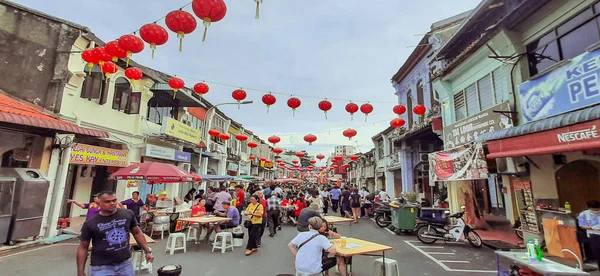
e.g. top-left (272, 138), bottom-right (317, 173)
top-left (329, 186), bottom-right (341, 213)
top-left (267, 192), bottom-right (282, 237)
top-left (76, 191), bottom-right (153, 276)
top-left (119, 191), bottom-right (148, 222)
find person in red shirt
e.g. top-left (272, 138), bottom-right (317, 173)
top-left (235, 185), bottom-right (245, 224)
top-left (191, 199), bottom-right (207, 217)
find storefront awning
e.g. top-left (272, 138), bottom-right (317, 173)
top-left (477, 105), bottom-right (600, 158)
top-left (150, 83), bottom-right (204, 107)
top-left (0, 92), bottom-right (109, 138)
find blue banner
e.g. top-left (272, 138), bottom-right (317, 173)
top-left (174, 151), bottom-right (191, 162)
top-left (519, 48), bottom-right (600, 123)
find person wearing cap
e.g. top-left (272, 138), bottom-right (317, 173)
top-left (214, 201), bottom-right (240, 233)
top-left (288, 217), bottom-right (346, 276)
top-left (67, 193), bottom-right (101, 221)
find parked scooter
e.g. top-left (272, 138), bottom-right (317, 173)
top-left (415, 206), bottom-right (483, 248)
top-left (373, 201), bottom-right (392, 228)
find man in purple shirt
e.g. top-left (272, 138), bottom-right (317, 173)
top-left (212, 187), bottom-right (232, 212)
top-left (215, 201), bottom-right (240, 232)
top-left (67, 194), bottom-right (101, 220)
top-left (119, 191), bottom-right (148, 221)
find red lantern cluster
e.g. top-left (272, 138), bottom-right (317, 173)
top-left (118, 34), bottom-right (144, 67)
top-left (105, 41), bottom-right (127, 62)
top-left (101, 62), bottom-right (118, 80)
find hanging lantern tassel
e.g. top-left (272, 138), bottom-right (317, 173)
top-left (105, 73), bottom-right (110, 83)
top-left (351, 113), bottom-right (354, 121)
top-left (177, 32), bottom-right (185, 52)
top-left (126, 52), bottom-right (132, 67)
top-left (266, 105), bottom-right (270, 114)
top-left (255, 0), bottom-right (262, 19)
top-left (237, 100), bottom-right (240, 110)
top-left (173, 89), bottom-right (178, 99)
top-left (202, 19), bottom-right (211, 42)
top-left (87, 63), bottom-right (93, 75)
top-left (364, 114), bottom-right (368, 122)
top-left (150, 44), bottom-right (156, 59)
top-left (324, 111), bottom-right (328, 120)
top-left (292, 108), bottom-right (296, 117)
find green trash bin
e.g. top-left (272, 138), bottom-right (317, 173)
top-left (391, 204), bottom-right (421, 232)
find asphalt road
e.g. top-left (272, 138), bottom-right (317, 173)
top-left (0, 214), bottom-right (577, 276)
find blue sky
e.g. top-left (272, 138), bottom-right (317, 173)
top-left (15, 0), bottom-right (480, 156)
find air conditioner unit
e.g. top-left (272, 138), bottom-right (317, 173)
top-left (210, 143), bottom-right (219, 152)
top-left (182, 163), bottom-right (191, 172)
top-left (419, 153), bottom-right (429, 162)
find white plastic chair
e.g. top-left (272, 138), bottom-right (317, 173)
top-left (212, 232), bottom-right (234, 254)
top-left (372, 257), bottom-right (401, 276)
top-left (165, 233), bottom-right (187, 255)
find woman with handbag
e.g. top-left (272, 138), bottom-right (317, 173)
top-left (244, 194), bottom-right (264, 256)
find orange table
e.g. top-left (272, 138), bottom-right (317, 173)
top-left (331, 238), bottom-right (393, 276)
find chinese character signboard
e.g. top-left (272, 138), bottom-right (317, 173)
top-left (70, 144), bottom-right (129, 167)
top-left (443, 102), bottom-right (511, 149)
top-left (519, 48), bottom-right (600, 123)
top-left (429, 143), bottom-right (488, 183)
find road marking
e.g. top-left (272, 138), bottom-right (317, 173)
top-left (439, 260), bottom-right (470, 263)
top-left (404, 241), bottom-right (495, 273)
top-left (416, 246), bottom-right (444, 249)
top-left (427, 252), bottom-right (455, 255)
top-left (0, 243), bottom-right (77, 259)
top-left (384, 228), bottom-right (396, 235)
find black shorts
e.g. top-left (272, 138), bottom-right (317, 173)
top-left (321, 257), bottom-right (337, 272)
top-left (364, 203), bottom-right (372, 208)
top-left (219, 221), bottom-right (237, 229)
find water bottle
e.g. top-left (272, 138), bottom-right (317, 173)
top-left (565, 202), bottom-right (571, 214)
top-left (527, 240), bottom-right (536, 262)
top-left (534, 239), bottom-right (543, 262)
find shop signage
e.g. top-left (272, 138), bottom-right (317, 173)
top-left (486, 119), bottom-right (600, 158)
top-left (428, 142), bottom-right (488, 183)
top-left (239, 164), bottom-right (250, 175)
top-left (145, 144), bottom-right (191, 163)
top-left (228, 126), bottom-right (239, 134)
top-left (519, 48), bottom-right (600, 123)
top-left (227, 162), bottom-right (239, 172)
top-left (70, 144), bottom-right (129, 167)
top-left (161, 117), bottom-right (202, 145)
top-left (443, 102), bottom-right (511, 149)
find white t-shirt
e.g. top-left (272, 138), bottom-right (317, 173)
top-left (378, 191), bottom-right (391, 202)
top-left (291, 230), bottom-right (333, 274)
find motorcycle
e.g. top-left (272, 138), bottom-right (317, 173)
top-left (373, 201), bottom-right (392, 228)
top-left (415, 206), bottom-right (483, 248)
top-left (514, 219), bottom-right (524, 240)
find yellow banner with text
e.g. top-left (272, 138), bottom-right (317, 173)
top-left (70, 144), bottom-right (129, 167)
top-left (162, 117), bottom-right (202, 145)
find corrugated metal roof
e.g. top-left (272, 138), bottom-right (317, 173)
top-left (478, 105), bottom-right (600, 142)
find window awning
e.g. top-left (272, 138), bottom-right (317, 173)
top-left (477, 105), bottom-right (600, 159)
top-left (0, 92), bottom-right (109, 138)
top-left (150, 83), bottom-right (204, 107)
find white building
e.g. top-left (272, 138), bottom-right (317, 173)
top-left (333, 145), bottom-right (356, 156)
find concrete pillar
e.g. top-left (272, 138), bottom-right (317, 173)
top-left (384, 171), bottom-right (395, 198)
top-left (200, 157), bottom-right (208, 175)
top-left (45, 134), bottom-right (74, 238)
top-left (39, 140), bottom-right (61, 237)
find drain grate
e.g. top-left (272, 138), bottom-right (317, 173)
top-left (482, 240), bottom-right (522, 250)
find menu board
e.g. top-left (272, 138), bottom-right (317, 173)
top-left (513, 180), bottom-right (539, 233)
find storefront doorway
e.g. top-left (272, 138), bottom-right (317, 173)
top-left (556, 160), bottom-right (600, 214)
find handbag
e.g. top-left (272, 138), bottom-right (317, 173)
top-left (244, 204), bottom-right (261, 228)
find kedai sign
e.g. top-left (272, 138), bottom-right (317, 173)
top-left (519, 48), bottom-right (600, 123)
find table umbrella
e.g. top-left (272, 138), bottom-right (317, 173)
top-left (110, 162), bottom-right (201, 183)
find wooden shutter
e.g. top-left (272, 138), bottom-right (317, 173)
top-left (81, 72), bottom-right (103, 99)
top-left (465, 84), bottom-right (479, 116)
top-left (126, 92), bottom-right (141, 114)
top-left (493, 69), bottom-right (508, 104)
top-left (453, 91), bottom-right (466, 121)
top-left (478, 74), bottom-right (494, 110)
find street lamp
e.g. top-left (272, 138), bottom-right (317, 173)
top-left (204, 100), bottom-right (253, 150)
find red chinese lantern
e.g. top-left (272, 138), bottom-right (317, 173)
top-left (193, 82), bottom-right (209, 100)
top-left (247, 141), bottom-right (258, 148)
top-left (309, 160), bottom-right (317, 164)
top-left (393, 104), bottom-right (407, 115)
top-left (118, 34), bottom-right (145, 67)
top-left (260, 157), bottom-right (266, 161)
top-left (318, 99), bottom-right (332, 119)
top-left (262, 93), bottom-right (276, 113)
top-left (232, 89), bottom-right (247, 109)
top-left (219, 133), bottom-right (230, 140)
top-left (296, 152), bottom-right (305, 158)
top-left (413, 105), bottom-right (427, 117)
top-left (276, 158), bottom-right (282, 163)
top-left (81, 49), bottom-right (99, 75)
top-left (191, 0), bottom-right (227, 42)
top-left (268, 135), bottom-right (280, 145)
top-left (168, 77), bottom-right (185, 99)
top-left (316, 154), bottom-right (325, 160)
top-left (124, 67), bottom-right (143, 88)
top-left (390, 118), bottom-right (405, 130)
top-left (165, 10), bottom-right (197, 52)
top-left (287, 97), bottom-right (302, 117)
top-left (292, 160), bottom-right (299, 164)
top-left (345, 102), bottom-right (359, 121)
top-left (273, 148), bottom-right (283, 154)
top-left (332, 165), bottom-right (338, 168)
top-left (335, 155), bottom-right (343, 160)
top-left (101, 61), bottom-right (118, 81)
top-left (360, 103), bottom-right (374, 122)
top-left (235, 134), bottom-right (248, 141)
top-left (295, 164), bottom-right (300, 167)
top-left (249, 155), bottom-right (256, 160)
top-left (139, 23), bottom-right (169, 59)
top-left (92, 47), bottom-right (112, 66)
top-left (350, 155), bottom-right (359, 161)
top-left (105, 41), bottom-right (127, 62)
top-left (303, 134), bottom-right (317, 145)
top-left (343, 128), bottom-right (357, 140)
top-left (208, 129), bottom-right (220, 137)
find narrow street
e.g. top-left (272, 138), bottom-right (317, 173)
top-left (0, 215), bottom-right (500, 276)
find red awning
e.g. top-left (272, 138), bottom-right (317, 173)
top-left (0, 92), bottom-right (109, 138)
top-left (486, 119), bottom-right (600, 159)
